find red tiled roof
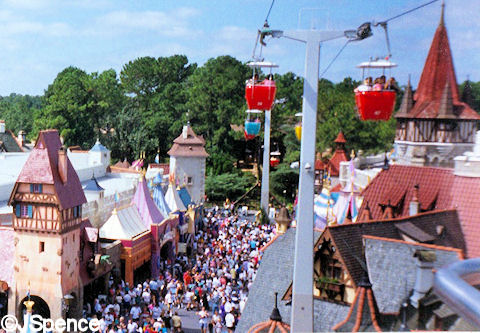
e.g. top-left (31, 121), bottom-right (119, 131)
top-left (328, 149), bottom-right (348, 177)
top-left (358, 164), bottom-right (480, 257)
top-left (114, 159), bottom-right (130, 168)
top-left (359, 165), bottom-right (453, 219)
top-left (315, 159), bottom-right (326, 171)
top-left (167, 125), bottom-right (209, 158)
top-left (448, 176), bottom-right (480, 259)
top-left (408, 7), bottom-right (480, 120)
top-left (10, 130), bottom-right (86, 210)
top-left (148, 163), bottom-right (170, 175)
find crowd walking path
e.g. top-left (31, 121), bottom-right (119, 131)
top-left (82, 207), bottom-right (275, 333)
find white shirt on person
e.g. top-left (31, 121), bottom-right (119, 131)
top-left (225, 313), bottom-right (235, 328)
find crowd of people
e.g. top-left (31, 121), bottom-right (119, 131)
top-left (83, 207), bottom-right (275, 333)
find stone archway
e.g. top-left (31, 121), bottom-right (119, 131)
top-left (160, 241), bottom-right (172, 261)
top-left (18, 295), bottom-right (50, 323)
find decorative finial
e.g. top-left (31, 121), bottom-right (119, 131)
top-left (440, 0), bottom-right (445, 26)
top-left (24, 300), bottom-right (35, 313)
top-left (350, 149), bottom-right (355, 160)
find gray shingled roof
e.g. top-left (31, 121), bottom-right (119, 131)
top-left (364, 237), bottom-right (461, 314)
top-left (313, 299), bottom-right (350, 332)
top-left (0, 131), bottom-right (22, 152)
top-left (237, 228), bottom-right (322, 333)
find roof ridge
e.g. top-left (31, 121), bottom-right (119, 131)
top-left (362, 234), bottom-right (464, 259)
top-left (328, 209), bottom-right (457, 229)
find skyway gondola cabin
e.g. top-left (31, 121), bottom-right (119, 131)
top-left (354, 59), bottom-right (397, 121)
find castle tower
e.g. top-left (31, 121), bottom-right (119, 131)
top-left (8, 130), bottom-right (86, 320)
top-left (394, 3), bottom-right (480, 167)
top-left (167, 123), bottom-right (208, 203)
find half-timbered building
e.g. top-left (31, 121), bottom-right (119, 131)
top-left (394, 5), bottom-right (480, 167)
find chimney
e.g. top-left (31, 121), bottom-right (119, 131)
top-left (410, 250), bottom-right (436, 308)
top-left (58, 147), bottom-right (68, 183)
top-left (409, 184), bottom-right (420, 216)
top-left (182, 125), bottom-right (188, 139)
top-left (0, 120), bottom-right (5, 133)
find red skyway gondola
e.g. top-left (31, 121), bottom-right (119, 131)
top-left (270, 151), bottom-right (281, 168)
top-left (245, 61), bottom-right (278, 110)
top-left (354, 59), bottom-right (397, 121)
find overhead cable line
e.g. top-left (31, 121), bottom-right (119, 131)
top-left (381, 0), bottom-right (440, 23)
top-left (320, 40), bottom-right (350, 78)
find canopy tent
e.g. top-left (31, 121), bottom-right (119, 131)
top-left (132, 177), bottom-right (165, 227)
top-left (333, 181), bottom-right (363, 225)
top-left (153, 175), bottom-right (172, 217)
top-left (177, 185), bottom-right (192, 207)
top-left (99, 205), bottom-right (149, 241)
top-left (333, 159), bottom-right (363, 224)
top-left (165, 183), bottom-right (187, 212)
top-left (314, 188), bottom-right (339, 230)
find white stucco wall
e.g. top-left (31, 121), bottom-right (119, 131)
top-left (170, 156), bottom-right (206, 203)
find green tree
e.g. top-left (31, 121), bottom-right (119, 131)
top-left (186, 56), bottom-right (250, 173)
top-left (34, 66), bottom-right (95, 147)
top-left (120, 55), bottom-right (196, 160)
top-left (205, 172), bottom-right (255, 203)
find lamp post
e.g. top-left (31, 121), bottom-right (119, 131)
top-left (63, 294), bottom-right (74, 319)
top-left (262, 26), bottom-right (371, 332)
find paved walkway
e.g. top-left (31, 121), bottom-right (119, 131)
top-left (177, 308), bottom-right (201, 333)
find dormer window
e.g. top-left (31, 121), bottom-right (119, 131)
top-left (30, 184), bottom-right (43, 194)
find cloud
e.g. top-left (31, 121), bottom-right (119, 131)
top-left (91, 7), bottom-right (200, 38)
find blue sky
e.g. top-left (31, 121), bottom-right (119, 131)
top-left (0, 0), bottom-right (478, 96)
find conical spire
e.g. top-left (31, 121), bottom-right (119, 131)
top-left (395, 77), bottom-right (414, 118)
top-left (437, 81), bottom-right (456, 119)
top-left (412, 2), bottom-right (459, 109)
top-left (332, 273), bottom-right (382, 332)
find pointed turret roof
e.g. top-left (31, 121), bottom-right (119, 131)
top-left (132, 176), bottom-right (165, 226)
top-left (334, 131), bottom-right (347, 144)
top-left (407, 3), bottom-right (480, 120)
top-left (332, 275), bottom-right (382, 332)
top-left (437, 81), bottom-right (456, 119)
top-left (395, 78), bottom-right (414, 118)
top-left (10, 130), bottom-right (86, 209)
top-left (167, 124), bottom-right (209, 158)
top-left (83, 174), bottom-right (105, 192)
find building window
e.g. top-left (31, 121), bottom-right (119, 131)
top-left (187, 177), bottom-right (193, 185)
top-left (30, 184), bottom-right (43, 193)
top-left (39, 241), bottom-right (45, 253)
top-left (16, 205), bottom-right (33, 218)
top-left (73, 206), bottom-right (81, 218)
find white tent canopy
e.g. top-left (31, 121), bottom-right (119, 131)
top-left (165, 183), bottom-right (187, 212)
